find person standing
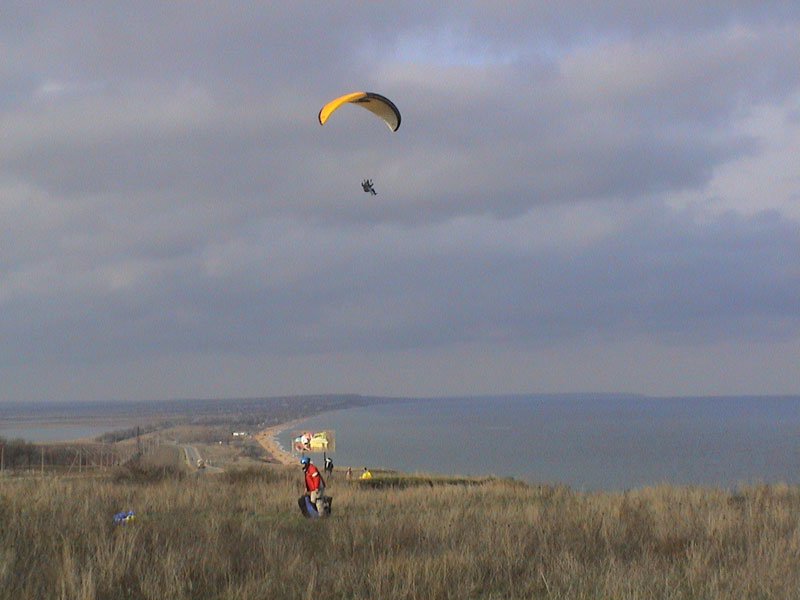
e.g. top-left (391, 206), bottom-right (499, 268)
top-left (300, 457), bottom-right (326, 515)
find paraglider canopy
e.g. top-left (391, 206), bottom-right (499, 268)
top-left (318, 91), bottom-right (401, 132)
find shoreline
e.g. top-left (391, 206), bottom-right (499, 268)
top-left (254, 408), bottom-right (346, 466)
top-left (253, 420), bottom-right (300, 465)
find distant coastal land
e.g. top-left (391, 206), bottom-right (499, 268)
top-left (0, 394), bottom-right (400, 443)
top-left (0, 394), bottom-right (402, 472)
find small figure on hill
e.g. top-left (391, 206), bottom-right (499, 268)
top-left (360, 467), bottom-right (372, 480)
top-left (345, 466), bottom-right (352, 481)
top-left (324, 456), bottom-right (334, 478)
top-left (300, 457), bottom-right (326, 515)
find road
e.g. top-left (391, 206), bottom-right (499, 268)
top-left (181, 444), bottom-right (222, 473)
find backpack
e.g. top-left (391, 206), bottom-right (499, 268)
top-left (298, 495), bottom-right (333, 518)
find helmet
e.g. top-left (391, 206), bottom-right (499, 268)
top-left (300, 457), bottom-right (310, 465)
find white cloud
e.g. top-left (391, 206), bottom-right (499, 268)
top-left (704, 94), bottom-right (800, 219)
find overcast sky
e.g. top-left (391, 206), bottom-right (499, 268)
top-left (2, 3), bottom-right (798, 403)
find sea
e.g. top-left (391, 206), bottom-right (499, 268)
top-left (0, 424), bottom-right (121, 443)
top-left (278, 395), bottom-right (799, 491)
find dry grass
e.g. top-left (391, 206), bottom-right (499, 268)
top-left (0, 463), bottom-right (796, 599)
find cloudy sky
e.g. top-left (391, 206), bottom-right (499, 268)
top-left (2, 3), bottom-right (798, 403)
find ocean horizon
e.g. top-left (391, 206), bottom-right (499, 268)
top-left (278, 394), bottom-right (799, 491)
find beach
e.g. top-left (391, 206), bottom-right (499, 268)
top-left (253, 421), bottom-right (297, 465)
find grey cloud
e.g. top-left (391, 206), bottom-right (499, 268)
top-left (3, 204), bottom-right (796, 365)
top-left (1, 3), bottom-right (797, 399)
top-left (1, 7), bottom-right (795, 225)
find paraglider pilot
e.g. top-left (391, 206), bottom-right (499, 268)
top-left (361, 179), bottom-right (377, 195)
top-left (300, 457), bottom-right (326, 515)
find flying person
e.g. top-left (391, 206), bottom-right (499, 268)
top-left (362, 179), bottom-right (377, 195)
top-left (318, 92), bottom-right (400, 198)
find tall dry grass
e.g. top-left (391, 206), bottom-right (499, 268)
top-left (0, 464), bottom-right (796, 599)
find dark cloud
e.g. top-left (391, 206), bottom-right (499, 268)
top-left (3, 7), bottom-right (795, 224)
top-left (2, 203), bottom-right (796, 364)
top-left (1, 3), bottom-right (797, 399)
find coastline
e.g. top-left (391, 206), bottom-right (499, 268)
top-left (253, 420), bottom-right (299, 465)
top-left (254, 407), bottom-right (349, 466)
top-left (246, 396), bottom-right (800, 490)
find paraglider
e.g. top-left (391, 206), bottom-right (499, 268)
top-left (361, 179), bottom-right (377, 195)
top-left (318, 91), bottom-right (401, 131)
top-left (318, 91), bottom-right (400, 195)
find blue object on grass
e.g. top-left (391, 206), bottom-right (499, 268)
top-left (113, 510), bottom-right (135, 524)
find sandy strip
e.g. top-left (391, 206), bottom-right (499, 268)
top-left (253, 421), bottom-right (300, 465)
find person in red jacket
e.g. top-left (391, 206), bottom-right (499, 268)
top-left (300, 457), bottom-right (326, 515)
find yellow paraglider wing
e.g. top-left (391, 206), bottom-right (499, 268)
top-left (318, 91), bottom-right (401, 131)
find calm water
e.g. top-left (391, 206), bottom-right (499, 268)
top-left (0, 424), bottom-right (119, 442)
top-left (279, 395), bottom-right (799, 490)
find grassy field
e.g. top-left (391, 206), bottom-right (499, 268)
top-left (0, 454), bottom-right (796, 599)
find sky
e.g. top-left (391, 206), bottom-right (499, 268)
top-left (1, 2), bottom-right (798, 403)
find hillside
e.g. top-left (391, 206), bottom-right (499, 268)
top-left (0, 455), bottom-right (796, 599)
